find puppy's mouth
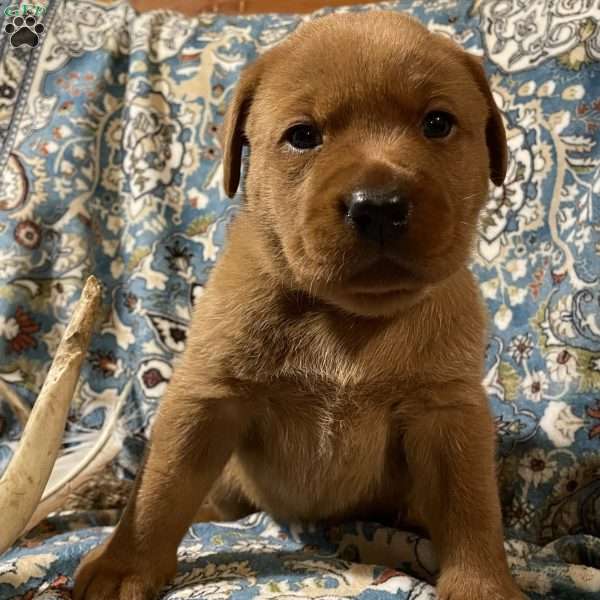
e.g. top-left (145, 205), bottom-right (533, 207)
top-left (345, 259), bottom-right (422, 294)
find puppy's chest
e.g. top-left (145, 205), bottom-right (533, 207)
top-left (238, 379), bottom-right (395, 516)
top-left (267, 381), bottom-right (391, 456)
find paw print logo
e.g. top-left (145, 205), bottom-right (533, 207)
top-left (4, 14), bottom-right (45, 48)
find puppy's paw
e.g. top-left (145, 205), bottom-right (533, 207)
top-left (437, 569), bottom-right (528, 600)
top-left (73, 540), bottom-right (176, 600)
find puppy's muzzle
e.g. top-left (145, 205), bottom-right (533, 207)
top-left (345, 188), bottom-right (411, 246)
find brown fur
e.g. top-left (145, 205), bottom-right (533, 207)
top-left (74, 12), bottom-right (526, 600)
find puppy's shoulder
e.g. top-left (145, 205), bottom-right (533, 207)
top-left (182, 216), bottom-right (298, 378)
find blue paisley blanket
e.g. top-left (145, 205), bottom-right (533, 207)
top-left (0, 0), bottom-right (599, 598)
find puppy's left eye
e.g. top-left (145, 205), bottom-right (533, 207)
top-left (422, 111), bottom-right (455, 139)
top-left (284, 124), bottom-right (322, 150)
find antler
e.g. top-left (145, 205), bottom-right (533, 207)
top-left (0, 276), bottom-right (102, 555)
top-left (0, 378), bottom-right (31, 427)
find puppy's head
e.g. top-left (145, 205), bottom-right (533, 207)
top-left (222, 12), bottom-right (506, 317)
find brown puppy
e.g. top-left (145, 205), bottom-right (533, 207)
top-left (74, 11), bottom-right (526, 600)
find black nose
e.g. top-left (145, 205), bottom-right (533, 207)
top-left (345, 189), bottom-right (411, 244)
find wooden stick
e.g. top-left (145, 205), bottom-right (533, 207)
top-left (0, 276), bottom-right (102, 555)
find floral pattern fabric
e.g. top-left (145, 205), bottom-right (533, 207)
top-left (0, 0), bottom-right (599, 598)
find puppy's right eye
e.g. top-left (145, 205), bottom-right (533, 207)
top-left (284, 124), bottom-right (322, 151)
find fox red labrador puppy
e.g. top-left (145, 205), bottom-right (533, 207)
top-left (74, 11), bottom-right (526, 600)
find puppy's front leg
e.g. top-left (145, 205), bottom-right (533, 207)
top-left (73, 373), bottom-right (247, 600)
top-left (402, 383), bottom-right (526, 600)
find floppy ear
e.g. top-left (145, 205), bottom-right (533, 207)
top-left (221, 62), bottom-right (263, 198)
top-left (463, 54), bottom-right (507, 187)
